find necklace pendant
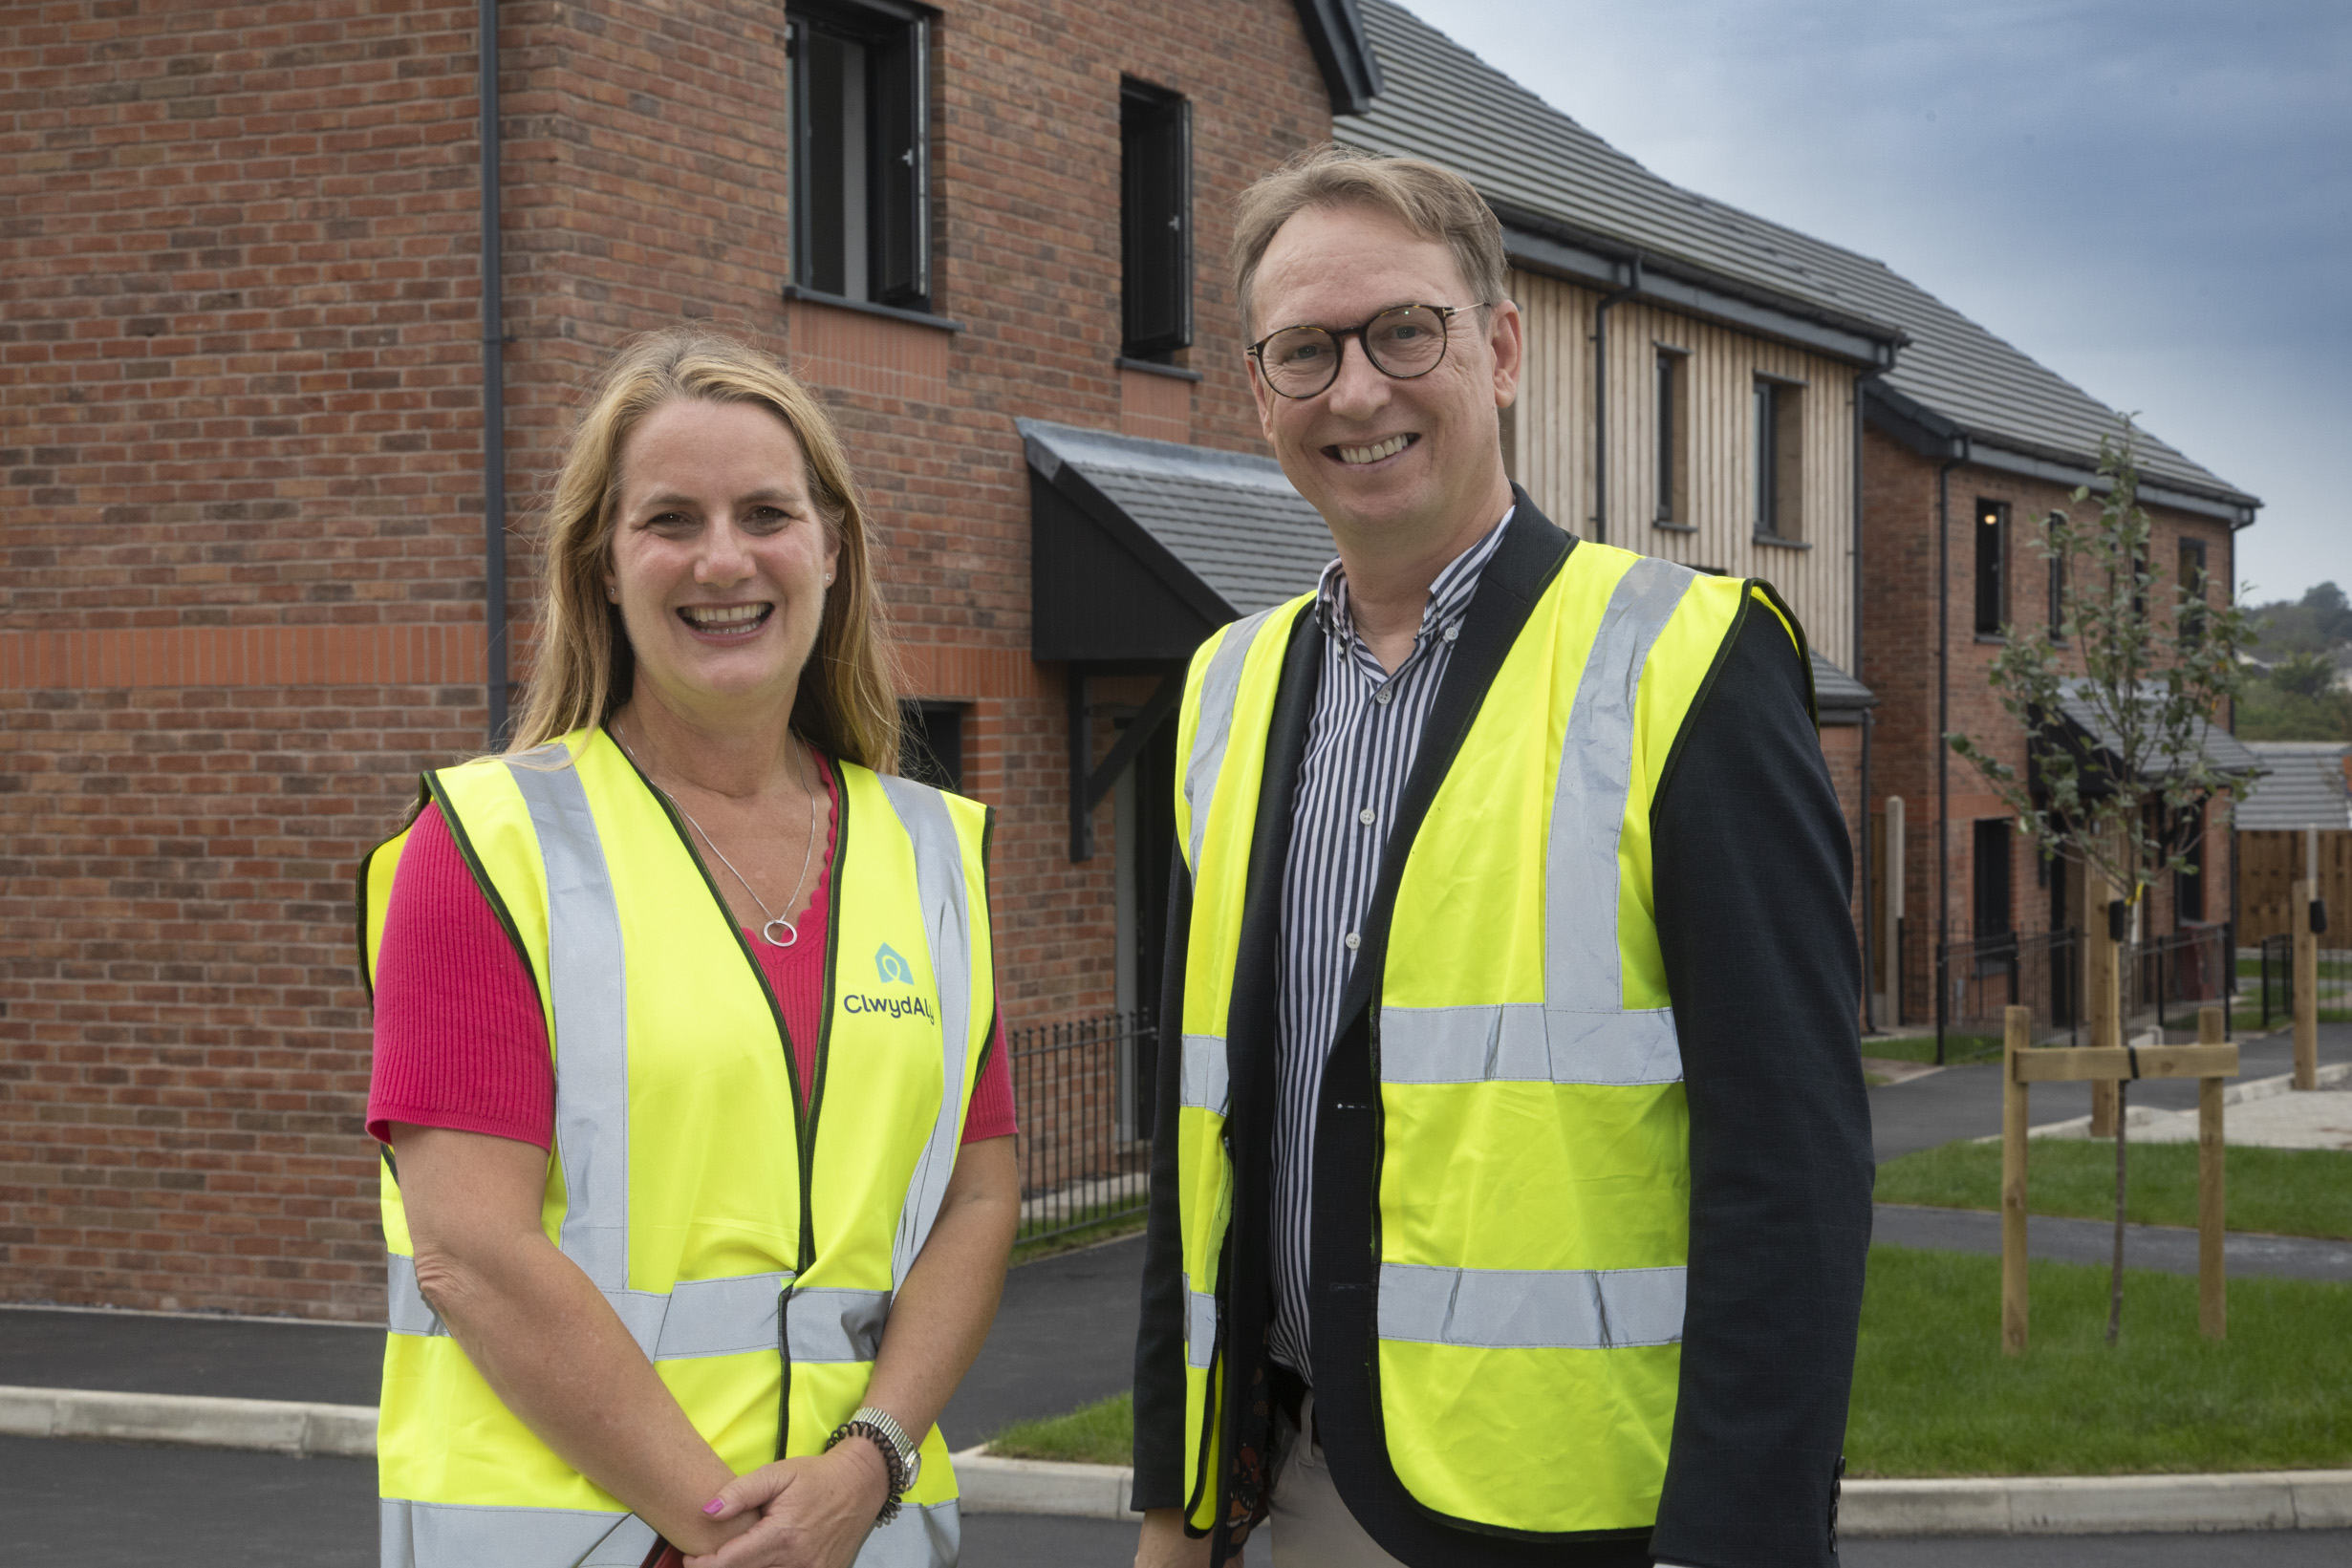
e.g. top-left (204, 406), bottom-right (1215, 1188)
top-left (762, 916), bottom-right (800, 949)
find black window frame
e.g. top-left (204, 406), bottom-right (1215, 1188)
top-left (1119, 78), bottom-right (1192, 362)
top-left (788, 0), bottom-right (934, 311)
top-left (1974, 499), bottom-right (2009, 637)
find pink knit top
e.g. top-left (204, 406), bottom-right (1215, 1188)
top-left (366, 752), bottom-right (1016, 1150)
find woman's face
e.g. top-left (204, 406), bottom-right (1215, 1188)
top-left (606, 397), bottom-right (842, 727)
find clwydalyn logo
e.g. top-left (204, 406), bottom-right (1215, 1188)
top-left (845, 942), bottom-right (936, 1022)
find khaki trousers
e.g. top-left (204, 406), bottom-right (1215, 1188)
top-left (1262, 1395), bottom-right (1407, 1568)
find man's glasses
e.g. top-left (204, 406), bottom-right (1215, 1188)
top-left (1246, 303), bottom-right (1483, 399)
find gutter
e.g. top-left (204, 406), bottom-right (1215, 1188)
top-left (1497, 206), bottom-right (1906, 371)
top-left (1590, 257), bottom-right (1640, 544)
top-left (480, 0), bottom-right (507, 743)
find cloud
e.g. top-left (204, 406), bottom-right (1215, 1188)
top-left (1394, 0), bottom-right (2352, 600)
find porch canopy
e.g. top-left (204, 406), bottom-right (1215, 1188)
top-left (1021, 418), bottom-right (1332, 857)
top-left (1811, 652), bottom-right (1877, 725)
top-left (1021, 418), bottom-right (1330, 665)
top-left (2046, 680), bottom-right (2265, 786)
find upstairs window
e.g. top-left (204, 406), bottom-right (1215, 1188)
top-left (1754, 378), bottom-right (1802, 539)
top-left (2178, 538), bottom-right (2210, 646)
top-left (1120, 80), bottom-right (1191, 360)
top-left (788, 1), bottom-right (931, 310)
top-left (1655, 349), bottom-right (1689, 523)
top-left (1974, 500), bottom-right (2009, 636)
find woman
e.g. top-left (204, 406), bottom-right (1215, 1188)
top-left (357, 328), bottom-right (1020, 1568)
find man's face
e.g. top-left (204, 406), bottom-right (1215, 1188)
top-left (1247, 202), bottom-right (1521, 548)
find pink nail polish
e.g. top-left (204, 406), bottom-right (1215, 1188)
top-left (702, 1497), bottom-right (725, 1515)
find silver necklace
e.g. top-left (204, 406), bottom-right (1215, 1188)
top-left (615, 722), bottom-right (820, 949)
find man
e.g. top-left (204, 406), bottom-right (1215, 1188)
top-left (1131, 148), bottom-right (1873, 1568)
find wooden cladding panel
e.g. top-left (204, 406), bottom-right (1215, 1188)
top-left (2237, 828), bottom-right (2352, 945)
top-left (1505, 270), bottom-right (1859, 670)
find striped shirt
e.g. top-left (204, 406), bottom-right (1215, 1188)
top-left (1268, 511), bottom-right (1511, 1382)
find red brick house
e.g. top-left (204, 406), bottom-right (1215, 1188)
top-left (0, 0), bottom-right (1378, 1319)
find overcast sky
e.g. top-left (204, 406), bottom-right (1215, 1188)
top-left (1394, 0), bottom-right (2350, 606)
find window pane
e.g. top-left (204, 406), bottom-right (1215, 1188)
top-left (1121, 84), bottom-right (1190, 357)
top-left (1656, 354), bottom-right (1674, 521)
top-left (1754, 380), bottom-right (1775, 533)
top-left (1974, 818), bottom-right (2013, 937)
top-left (1974, 502), bottom-right (2006, 635)
top-left (871, 19), bottom-right (925, 307)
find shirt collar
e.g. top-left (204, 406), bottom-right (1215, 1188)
top-left (1316, 505), bottom-right (1515, 643)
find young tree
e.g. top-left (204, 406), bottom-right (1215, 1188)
top-left (1948, 421), bottom-right (2262, 1343)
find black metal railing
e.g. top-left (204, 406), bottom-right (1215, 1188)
top-left (1936, 928), bottom-right (2082, 1060)
top-left (2125, 921), bottom-right (2233, 1033)
top-left (1007, 1010), bottom-right (1156, 1244)
top-left (2253, 934), bottom-right (2352, 1029)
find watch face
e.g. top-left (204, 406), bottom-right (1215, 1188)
top-left (905, 1450), bottom-right (922, 1488)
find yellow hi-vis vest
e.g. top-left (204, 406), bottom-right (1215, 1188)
top-left (356, 728), bottom-right (994, 1568)
top-left (1169, 543), bottom-right (1772, 1539)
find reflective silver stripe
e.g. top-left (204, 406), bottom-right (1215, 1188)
top-left (507, 744), bottom-right (631, 1292)
top-left (1540, 554), bottom-right (1693, 1063)
top-left (1376, 1262), bottom-right (1686, 1350)
top-left (877, 774), bottom-right (975, 1289)
top-left (1377, 1001), bottom-right (1681, 1086)
top-left (388, 1262), bottom-right (788, 1361)
top-left (385, 1255), bottom-right (445, 1338)
top-left (1378, 559), bottom-right (1694, 1088)
top-left (1182, 1274), bottom-right (1218, 1370)
top-left (853, 1497), bottom-right (960, 1568)
top-left (1178, 1032), bottom-right (1229, 1114)
top-left (788, 1285), bottom-right (893, 1364)
top-left (1182, 607), bottom-right (1283, 873)
top-left (381, 1496), bottom-right (652, 1568)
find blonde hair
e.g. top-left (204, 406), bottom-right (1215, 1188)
top-left (1231, 145), bottom-right (1507, 336)
top-left (510, 326), bottom-right (901, 772)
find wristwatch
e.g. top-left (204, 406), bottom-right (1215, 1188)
top-left (828, 1405), bottom-right (921, 1528)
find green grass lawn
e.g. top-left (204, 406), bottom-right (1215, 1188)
top-left (980, 1251), bottom-right (2352, 1476)
top-left (1847, 1245), bottom-right (2352, 1475)
top-left (982, 1389), bottom-right (1133, 1465)
top-left (1010, 1208), bottom-right (1148, 1268)
top-left (1865, 1033), bottom-right (2005, 1066)
top-left (1875, 1138), bottom-right (2352, 1239)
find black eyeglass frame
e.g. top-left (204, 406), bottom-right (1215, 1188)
top-left (1244, 301), bottom-right (1490, 399)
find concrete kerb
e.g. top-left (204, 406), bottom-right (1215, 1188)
top-left (0, 1385), bottom-right (374, 1459)
top-left (6, 1385), bottom-right (2346, 1536)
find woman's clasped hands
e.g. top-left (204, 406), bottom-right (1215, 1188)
top-left (685, 1438), bottom-right (895, 1568)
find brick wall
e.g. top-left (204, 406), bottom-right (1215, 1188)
top-left (1858, 427), bottom-right (2239, 1024)
top-left (2, 0), bottom-right (1333, 1317)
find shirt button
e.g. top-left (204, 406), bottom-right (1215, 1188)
top-left (1344, 932), bottom-right (1361, 951)
top-left (1374, 687), bottom-right (1393, 706)
top-left (1358, 807), bottom-right (1376, 827)
top-left (1443, 622), bottom-right (1460, 643)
